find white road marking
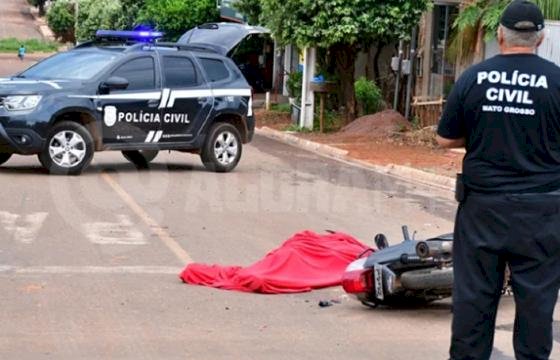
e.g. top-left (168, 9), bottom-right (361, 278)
top-left (101, 173), bottom-right (193, 265)
top-left (83, 214), bottom-right (146, 245)
top-left (0, 265), bottom-right (180, 274)
top-left (0, 211), bottom-right (48, 244)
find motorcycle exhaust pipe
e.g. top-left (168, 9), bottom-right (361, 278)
top-left (416, 241), bottom-right (452, 259)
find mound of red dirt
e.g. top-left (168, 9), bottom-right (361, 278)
top-left (341, 110), bottom-right (410, 137)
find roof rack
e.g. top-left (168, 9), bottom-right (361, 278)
top-left (74, 40), bottom-right (135, 49)
top-left (197, 23), bottom-right (220, 30)
top-left (73, 40), bottom-right (220, 54)
top-left (74, 41), bottom-right (95, 49)
top-left (124, 43), bottom-right (149, 53)
top-left (148, 42), bottom-right (219, 54)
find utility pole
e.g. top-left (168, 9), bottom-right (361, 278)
top-left (393, 40), bottom-right (404, 111)
top-left (404, 26), bottom-right (418, 120)
top-left (74, 0), bottom-right (79, 44)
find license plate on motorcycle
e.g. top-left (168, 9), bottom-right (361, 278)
top-left (374, 265), bottom-right (384, 300)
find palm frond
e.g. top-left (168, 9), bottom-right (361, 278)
top-left (534, 0), bottom-right (560, 21)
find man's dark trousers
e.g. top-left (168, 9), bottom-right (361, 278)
top-left (450, 192), bottom-right (560, 360)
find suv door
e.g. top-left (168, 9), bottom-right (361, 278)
top-left (98, 55), bottom-right (162, 147)
top-left (158, 54), bottom-right (213, 144)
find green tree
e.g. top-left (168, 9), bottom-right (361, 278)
top-left (115, 0), bottom-right (146, 30)
top-left (450, 0), bottom-right (560, 64)
top-left (258, 0), bottom-right (429, 123)
top-left (355, 77), bottom-right (383, 116)
top-left (76, 0), bottom-right (123, 41)
top-left (47, 0), bottom-right (145, 42)
top-left (449, 0), bottom-right (509, 64)
top-left (535, 0), bottom-right (560, 18)
top-left (46, 0), bottom-right (75, 42)
top-left (235, 0), bottom-right (262, 25)
top-left (136, 0), bottom-right (219, 41)
top-left (28, 0), bottom-right (47, 16)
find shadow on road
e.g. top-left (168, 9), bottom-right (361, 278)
top-left (0, 162), bottom-right (201, 176)
top-left (346, 300), bottom-right (453, 319)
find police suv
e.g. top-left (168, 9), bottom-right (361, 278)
top-left (0, 29), bottom-right (255, 175)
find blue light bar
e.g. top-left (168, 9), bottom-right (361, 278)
top-left (95, 30), bottom-right (164, 42)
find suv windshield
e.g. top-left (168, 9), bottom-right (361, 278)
top-left (20, 50), bottom-right (121, 80)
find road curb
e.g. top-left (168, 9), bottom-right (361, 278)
top-left (27, 6), bottom-right (55, 41)
top-left (256, 127), bottom-right (456, 192)
top-left (256, 127), bottom-right (349, 159)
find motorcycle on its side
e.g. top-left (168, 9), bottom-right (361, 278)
top-left (342, 226), bottom-right (454, 308)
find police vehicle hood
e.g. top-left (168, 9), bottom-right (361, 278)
top-left (178, 22), bottom-right (269, 56)
top-left (0, 77), bottom-right (83, 95)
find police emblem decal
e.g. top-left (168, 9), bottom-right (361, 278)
top-left (104, 106), bottom-right (117, 127)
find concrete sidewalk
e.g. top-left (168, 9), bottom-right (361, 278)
top-left (256, 126), bottom-right (456, 193)
top-left (0, 0), bottom-right (43, 40)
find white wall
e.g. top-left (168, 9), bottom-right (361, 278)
top-left (485, 20), bottom-right (560, 65)
top-left (537, 21), bottom-right (560, 66)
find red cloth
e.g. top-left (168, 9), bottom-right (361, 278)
top-left (179, 231), bottom-right (370, 294)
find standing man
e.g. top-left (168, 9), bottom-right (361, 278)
top-left (437, 1), bottom-right (560, 359)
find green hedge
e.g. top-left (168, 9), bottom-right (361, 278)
top-left (0, 38), bottom-right (59, 53)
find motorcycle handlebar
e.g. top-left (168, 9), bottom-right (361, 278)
top-left (402, 226), bottom-right (411, 241)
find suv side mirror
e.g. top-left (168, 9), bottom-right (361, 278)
top-left (99, 76), bottom-right (129, 93)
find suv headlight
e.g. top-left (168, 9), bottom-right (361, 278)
top-left (4, 95), bottom-right (42, 112)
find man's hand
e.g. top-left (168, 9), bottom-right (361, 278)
top-left (436, 135), bottom-right (465, 149)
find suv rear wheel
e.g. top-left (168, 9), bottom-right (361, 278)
top-left (0, 153), bottom-right (12, 166)
top-left (201, 122), bottom-right (242, 172)
top-left (38, 121), bottom-right (94, 175)
top-left (122, 150), bottom-right (158, 168)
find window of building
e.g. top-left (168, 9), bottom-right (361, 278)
top-left (430, 4), bottom-right (459, 97)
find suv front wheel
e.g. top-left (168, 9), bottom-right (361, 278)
top-left (38, 121), bottom-right (94, 175)
top-left (201, 122), bottom-right (242, 172)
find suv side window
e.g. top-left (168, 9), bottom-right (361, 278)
top-left (199, 58), bottom-right (230, 82)
top-left (163, 56), bottom-right (198, 88)
top-left (111, 57), bottom-right (156, 91)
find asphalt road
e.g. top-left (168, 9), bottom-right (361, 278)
top-left (0, 135), bottom-right (558, 359)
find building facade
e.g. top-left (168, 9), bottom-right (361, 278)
top-left (416, 0), bottom-right (461, 99)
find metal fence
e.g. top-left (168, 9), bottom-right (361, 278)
top-left (411, 97), bottom-right (446, 127)
top-left (537, 21), bottom-right (560, 65)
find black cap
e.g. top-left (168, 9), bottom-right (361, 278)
top-left (500, 0), bottom-right (545, 32)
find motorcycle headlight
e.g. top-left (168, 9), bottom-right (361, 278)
top-left (4, 95), bottom-right (42, 112)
